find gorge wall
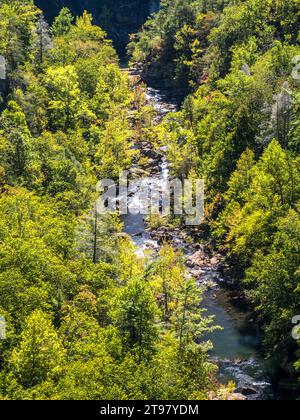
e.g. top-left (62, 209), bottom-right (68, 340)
top-left (35, 0), bottom-right (159, 54)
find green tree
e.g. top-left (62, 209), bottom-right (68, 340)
top-left (288, 90), bottom-right (300, 153)
top-left (44, 65), bottom-right (81, 130)
top-left (112, 278), bottom-right (158, 362)
top-left (245, 210), bottom-right (300, 355)
top-left (75, 208), bottom-right (121, 264)
top-left (34, 14), bottom-right (52, 65)
top-left (0, 101), bottom-right (32, 180)
top-left (51, 7), bottom-right (73, 37)
top-left (172, 279), bottom-right (215, 357)
top-left (148, 244), bottom-right (185, 323)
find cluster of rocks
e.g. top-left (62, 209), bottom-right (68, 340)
top-left (149, 226), bottom-right (174, 245)
top-left (147, 224), bottom-right (224, 289)
top-left (128, 167), bottom-right (151, 178)
top-left (186, 249), bottom-right (224, 288)
top-left (187, 249), bottom-right (216, 268)
top-left (129, 142), bottom-right (162, 177)
top-left (215, 357), bottom-right (270, 400)
top-left (137, 140), bottom-right (163, 175)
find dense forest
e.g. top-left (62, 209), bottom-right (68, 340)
top-left (0, 0), bottom-right (222, 400)
top-left (0, 0), bottom-right (299, 401)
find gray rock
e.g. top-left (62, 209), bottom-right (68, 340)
top-left (187, 250), bottom-right (206, 268)
top-left (143, 148), bottom-right (162, 160)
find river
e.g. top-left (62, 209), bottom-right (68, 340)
top-left (123, 72), bottom-right (275, 400)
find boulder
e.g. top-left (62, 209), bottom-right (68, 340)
top-left (190, 269), bottom-right (202, 278)
top-left (143, 148), bottom-right (162, 160)
top-left (129, 167), bottom-right (151, 177)
top-left (143, 158), bottom-right (157, 168)
top-left (150, 166), bottom-right (161, 174)
top-left (210, 256), bottom-right (219, 265)
top-left (228, 393), bottom-right (247, 401)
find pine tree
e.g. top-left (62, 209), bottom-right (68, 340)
top-left (51, 8), bottom-right (73, 37)
top-left (75, 206), bottom-right (121, 264)
top-left (113, 278), bottom-right (158, 362)
top-left (172, 278), bottom-right (215, 357)
top-left (35, 14), bottom-right (52, 65)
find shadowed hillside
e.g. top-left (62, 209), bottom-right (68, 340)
top-left (35, 0), bottom-right (159, 54)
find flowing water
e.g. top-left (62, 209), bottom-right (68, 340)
top-left (123, 75), bottom-right (275, 400)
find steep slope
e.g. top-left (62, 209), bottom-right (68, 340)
top-left (35, 0), bottom-right (159, 53)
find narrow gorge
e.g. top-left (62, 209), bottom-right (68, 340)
top-left (35, 0), bottom-right (160, 53)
